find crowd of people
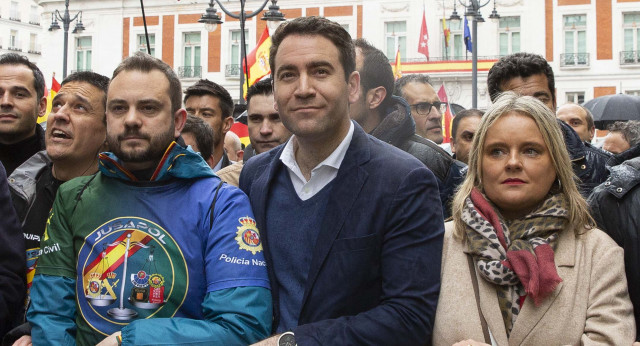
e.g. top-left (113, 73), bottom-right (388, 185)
top-left (0, 15), bottom-right (639, 345)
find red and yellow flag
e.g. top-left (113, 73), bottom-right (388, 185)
top-left (230, 122), bottom-right (250, 148)
top-left (438, 84), bottom-right (453, 144)
top-left (39, 75), bottom-right (60, 124)
top-left (393, 47), bottom-right (402, 80)
top-left (242, 26), bottom-right (272, 98)
top-left (442, 18), bottom-right (450, 48)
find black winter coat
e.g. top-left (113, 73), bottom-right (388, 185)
top-left (588, 143), bottom-right (640, 341)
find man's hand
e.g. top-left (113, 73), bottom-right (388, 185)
top-left (250, 334), bottom-right (280, 346)
top-left (452, 339), bottom-right (490, 346)
top-left (96, 331), bottom-right (122, 346)
top-left (12, 335), bottom-right (32, 346)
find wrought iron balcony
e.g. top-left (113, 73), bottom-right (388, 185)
top-left (177, 66), bottom-right (202, 79)
top-left (560, 53), bottom-right (589, 67)
top-left (225, 64), bottom-right (240, 77)
top-left (620, 51), bottom-right (640, 65)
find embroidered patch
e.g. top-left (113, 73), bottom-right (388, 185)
top-left (235, 216), bottom-right (263, 255)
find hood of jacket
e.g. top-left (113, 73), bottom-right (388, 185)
top-left (601, 143), bottom-right (640, 198)
top-left (370, 95), bottom-right (415, 146)
top-left (99, 141), bottom-right (215, 182)
top-left (8, 150), bottom-right (50, 203)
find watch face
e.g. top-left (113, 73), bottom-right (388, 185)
top-left (278, 333), bottom-right (296, 346)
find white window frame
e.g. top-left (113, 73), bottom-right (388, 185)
top-left (137, 34), bottom-right (155, 57)
top-left (566, 91), bottom-right (585, 104)
top-left (385, 21), bottom-right (407, 61)
top-left (498, 16), bottom-right (520, 56)
top-left (76, 36), bottom-right (92, 71)
top-left (562, 14), bottom-right (588, 66)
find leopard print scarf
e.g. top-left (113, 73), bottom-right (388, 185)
top-left (462, 188), bottom-right (567, 336)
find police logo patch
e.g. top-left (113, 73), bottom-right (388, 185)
top-left (235, 216), bottom-right (263, 255)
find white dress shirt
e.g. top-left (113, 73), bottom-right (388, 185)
top-left (280, 122), bottom-right (354, 201)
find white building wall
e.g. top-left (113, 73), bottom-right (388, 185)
top-left (25, 0), bottom-right (640, 109)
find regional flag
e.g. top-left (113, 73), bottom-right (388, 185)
top-left (39, 74), bottom-right (60, 124)
top-left (242, 26), bottom-right (272, 99)
top-left (438, 84), bottom-right (453, 144)
top-left (393, 47), bottom-right (402, 80)
top-left (418, 9), bottom-right (430, 60)
top-left (464, 17), bottom-right (473, 53)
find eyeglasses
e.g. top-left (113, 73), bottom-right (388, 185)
top-left (410, 101), bottom-right (447, 115)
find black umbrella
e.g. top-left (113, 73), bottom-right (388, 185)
top-left (583, 93), bottom-right (640, 130)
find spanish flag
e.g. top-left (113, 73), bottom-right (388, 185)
top-left (393, 47), bottom-right (402, 80)
top-left (242, 26), bottom-right (272, 99)
top-left (438, 83), bottom-right (453, 144)
top-left (442, 18), bottom-right (450, 48)
top-left (39, 75), bottom-right (60, 124)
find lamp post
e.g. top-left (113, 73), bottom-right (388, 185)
top-left (449, 0), bottom-right (499, 108)
top-left (48, 0), bottom-right (85, 79)
top-left (199, 0), bottom-right (285, 104)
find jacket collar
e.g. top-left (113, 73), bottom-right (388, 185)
top-left (98, 141), bottom-right (215, 182)
top-left (370, 95), bottom-right (415, 146)
top-left (558, 120), bottom-right (586, 162)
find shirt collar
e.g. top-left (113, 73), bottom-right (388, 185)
top-left (280, 121), bottom-right (354, 176)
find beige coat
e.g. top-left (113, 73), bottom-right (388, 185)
top-left (433, 221), bottom-right (636, 345)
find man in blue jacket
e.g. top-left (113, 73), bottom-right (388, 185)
top-left (28, 52), bottom-right (272, 345)
top-left (241, 17), bottom-right (444, 346)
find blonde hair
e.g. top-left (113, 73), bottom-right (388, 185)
top-left (451, 92), bottom-right (594, 239)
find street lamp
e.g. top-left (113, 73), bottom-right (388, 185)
top-left (48, 0), bottom-right (85, 79)
top-left (199, 0), bottom-right (285, 104)
top-left (449, 0), bottom-right (499, 108)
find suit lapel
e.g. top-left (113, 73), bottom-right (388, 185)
top-left (507, 229), bottom-right (575, 345)
top-left (250, 147), bottom-right (284, 233)
top-left (299, 124), bottom-right (371, 315)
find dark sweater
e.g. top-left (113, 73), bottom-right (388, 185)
top-left (266, 167), bottom-right (333, 332)
top-left (0, 125), bottom-right (45, 176)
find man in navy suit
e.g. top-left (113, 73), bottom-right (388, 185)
top-left (241, 16), bottom-right (444, 346)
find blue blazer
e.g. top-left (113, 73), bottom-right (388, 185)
top-left (239, 122), bottom-right (444, 345)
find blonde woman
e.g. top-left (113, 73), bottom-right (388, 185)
top-left (432, 93), bottom-right (635, 345)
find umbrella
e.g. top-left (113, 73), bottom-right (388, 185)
top-left (583, 93), bottom-right (640, 130)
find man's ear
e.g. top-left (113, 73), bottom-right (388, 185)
top-left (236, 149), bottom-right (244, 161)
top-left (366, 86), bottom-right (387, 110)
top-left (589, 126), bottom-right (596, 142)
top-left (174, 109), bottom-right (187, 137)
top-left (222, 116), bottom-right (234, 135)
top-left (450, 137), bottom-right (457, 154)
top-left (38, 95), bottom-right (47, 117)
top-left (347, 71), bottom-right (361, 104)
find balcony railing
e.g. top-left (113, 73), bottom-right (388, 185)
top-left (560, 53), bottom-right (589, 67)
top-left (177, 66), bottom-right (202, 79)
top-left (620, 51), bottom-right (640, 65)
top-left (389, 55), bottom-right (503, 63)
top-left (8, 40), bottom-right (22, 52)
top-left (29, 16), bottom-right (40, 25)
top-left (9, 11), bottom-right (21, 21)
top-left (225, 64), bottom-right (240, 77)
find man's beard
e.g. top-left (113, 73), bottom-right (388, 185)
top-left (107, 125), bottom-right (175, 165)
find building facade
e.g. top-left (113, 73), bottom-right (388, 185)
top-left (33, 0), bottom-right (640, 109)
top-left (0, 0), bottom-right (43, 64)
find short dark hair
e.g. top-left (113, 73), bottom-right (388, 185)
top-left (62, 71), bottom-right (110, 123)
top-left (62, 71), bottom-right (110, 105)
top-left (182, 114), bottom-right (214, 160)
top-left (354, 39), bottom-right (394, 111)
top-left (487, 52), bottom-right (555, 105)
top-left (607, 120), bottom-right (640, 147)
top-left (111, 52), bottom-right (182, 114)
top-left (0, 53), bottom-right (45, 100)
top-left (246, 77), bottom-right (273, 106)
top-left (269, 16), bottom-right (355, 81)
top-left (451, 109), bottom-right (484, 140)
top-left (393, 74), bottom-right (432, 99)
top-left (183, 79), bottom-right (234, 119)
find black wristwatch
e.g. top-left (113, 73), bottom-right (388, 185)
top-left (277, 331), bottom-right (296, 346)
